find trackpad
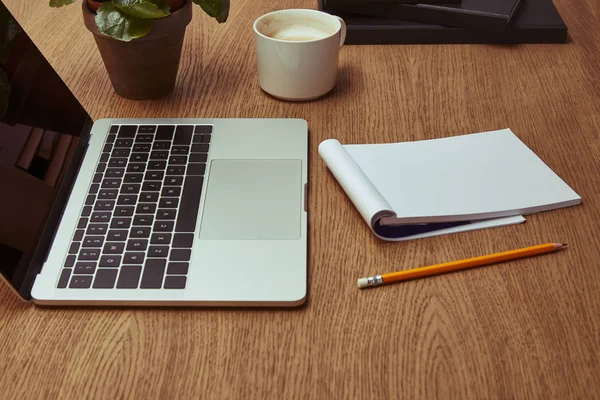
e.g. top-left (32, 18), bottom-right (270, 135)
top-left (199, 159), bottom-right (302, 240)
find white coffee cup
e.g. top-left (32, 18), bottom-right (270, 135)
top-left (253, 9), bottom-right (346, 101)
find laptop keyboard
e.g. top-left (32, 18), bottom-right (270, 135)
top-left (57, 124), bottom-right (212, 290)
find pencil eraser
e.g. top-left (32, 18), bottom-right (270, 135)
top-left (357, 278), bottom-right (368, 288)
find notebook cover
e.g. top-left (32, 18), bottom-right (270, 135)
top-left (320, 0), bottom-right (567, 44)
top-left (324, 0), bottom-right (523, 29)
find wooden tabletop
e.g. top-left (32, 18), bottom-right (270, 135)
top-left (2, 0), bottom-right (599, 398)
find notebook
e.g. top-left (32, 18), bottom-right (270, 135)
top-left (318, 129), bottom-right (581, 241)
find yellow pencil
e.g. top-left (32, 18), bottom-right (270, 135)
top-left (357, 242), bottom-right (567, 289)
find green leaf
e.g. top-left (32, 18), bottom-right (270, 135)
top-left (96, 2), bottom-right (153, 42)
top-left (113, 0), bottom-right (170, 19)
top-left (0, 68), bottom-right (10, 119)
top-left (49, 0), bottom-right (77, 8)
top-left (192, 0), bottom-right (229, 23)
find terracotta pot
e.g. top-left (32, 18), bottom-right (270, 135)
top-left (86, 0), bottom-right (185, 13)
top-left (82, 0), bottom-right (192, 99)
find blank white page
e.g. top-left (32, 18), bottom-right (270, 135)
top-left (344, 129), bottom-right (581, 223)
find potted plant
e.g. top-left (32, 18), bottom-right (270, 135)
top-left (50, 0), bottom-right (229, 99)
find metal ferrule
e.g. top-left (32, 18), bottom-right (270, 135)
top-left (366, 275), bottom-right (384, 287)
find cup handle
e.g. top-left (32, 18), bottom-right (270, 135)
top-left (334, 16), bottom-right (346, 47)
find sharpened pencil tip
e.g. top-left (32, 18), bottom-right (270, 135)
top-left (562, 243), bottom-right (568, 247)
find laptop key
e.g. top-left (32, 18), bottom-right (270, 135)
top-left (150, 151), bottom-right (169, 160)
top-left (140, 259), bottom-right (166, 289)
top-left (115, 138), bottom-right (133, 147)
top-left (81, 206), bottom-right (92, 217)
top-left (191, 144), bottom-right (209, 153)
top-left (192, 135), bottom-right (203, 143)
top-left (115, 206), bottom-right (134, 217)
top-left (110, 125), bottom-right (119, 134)
top-left (86, 195), bottom-right (96, 205)
top-left (131, 227), bottom-right (151, 238)
top-left (116, 266), bottom-right (142, 289)
top-left (133, 215), bottom-right (153, 226)
top-left (103, 144), bottom-right (113, 153)
top-left (94, 201), bottom-right (115, 211)
top-left (167, 262), bottom-right (188, 275)
top-left (100, 153), bottom-right (110, 163)
top-left (133, 144), bottom-right (151, 152)
top-left (69, 242), bottom-right (80, 254)
top-left (173, 233), bottom-right (194, 248)
top-left (140, 192), bottom-right (159, 202)
top-left (189, 153), bottom-right (207, 163)
top-left (152, 141), bottom-right (170, 150)
top-left (148, 246), bottom-right (169, 257)
top-left (170, 249), bottom-right (191, 261)
top-left (176, 176), bottom-right (203, 233)
top-left (166, 166), bottom-right (185, 176)
top-left (138, 125), bottom-right (156, 134)
top-left (79, 249), bottom-right (100, 260)
top-left (89, 183), bottom-right (100, 194)
top-left (136, 134), bottom-right (153, 143)
top-left (98, 189), bottom-right (118, 200)
top-left (93, 269), bottom-right (118, 289)
top-left (75, 262), bottom-right (96, 274)
top-left (142, 182), bottom-right (161, 191)
top-left (91, 212), bottom-right (111, 223)
top-left (147, 161), bottom-right (166, 170)
top-left (87, 224), bottom-right (108, 235)
top-left (174, 126), bottom-right (193, 144)
top-left (118, 194), bottom-right (138, 205)
top-left (159, 198), bottom-right (178, 208)
top-left (58, 269), bottom-right (71, 288)
top-left (108, 158), bottom-right (127, 168)
top-left (121, 183), bottom-right (141, 194)
top-left (165, 176), bottom-right (183, 186)
top-left (187, 163), bottom-right (206, 176)
top-left (127, 163), bottom-right (146, 173)
top-left (168, 156), bottom-right (187, 165)
top-left (127, 239), bottom-right (148, 251)
top-left (83, 236), bottom-right (104, 248)
top-left (156, 125), bottom-right (175, 140)
top-left (78, 218), bottom-right (88, 229)
top-left (124, 174), bottom-right (143, 184)
top-left (164, 276), bottom-right (186, 289)
top-left (124, 252), bottom-right (145, 264)
top-left (96, 163), bottom-right (107, 173)
top-left (65, 255), bottom-right (76, 268)
top-left (118, 125), bottom-right (137, 138)
top-left (100, 255), bottom-right (121, 267)
top-left (151, 233), bottom-right (172, 245)
top-left (102, 178), bottom-right (121, 188)
top-left (105, 168), bottom-right (124, 178)
top-left (111, 217), bottom-right (132, 229)
top-left (73, 230), bottom-right (85, 241)
top-left (171, 146), bottom-right (189, 155)
top-left (107, 230), bottom-right (128, 241)
top-left (131, 153), bottom-right (149, 162)
top-left (201, 134), bottom-right (211, 143)
top-left (93, 173), bottom-right (103, 183)
top-left (154, 221), bottom-right (174, 232)
top-left (162, 187), bottom-right (181, 197)
top-left (112, 148), bottom-right (130, 158)
top-left (156, 209), bottom-right (176, 220)
top-left (145, 171), bottom-right (164, 181)
top-left (136, 203), bottom-right (156, 214)
top-left (69, 276), bottom-right (92, 289)
top-left (104, 242), bottom-right (125, 254)
top-left (194, 125), bottom-right (213, 134)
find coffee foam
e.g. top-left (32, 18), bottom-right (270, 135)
top-left (269, 24), bottom-right (330, 41)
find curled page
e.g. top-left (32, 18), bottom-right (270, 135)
top-left (318, 139), bottom-right (395, 229)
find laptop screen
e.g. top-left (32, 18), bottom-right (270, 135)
top-left (0, 2), bottom-right (90, 293)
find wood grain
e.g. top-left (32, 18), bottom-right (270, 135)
top-left (1, 0), bottom-right (599, 399)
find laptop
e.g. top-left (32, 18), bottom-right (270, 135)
top-left (0, 4), bottom-right (307, 306)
